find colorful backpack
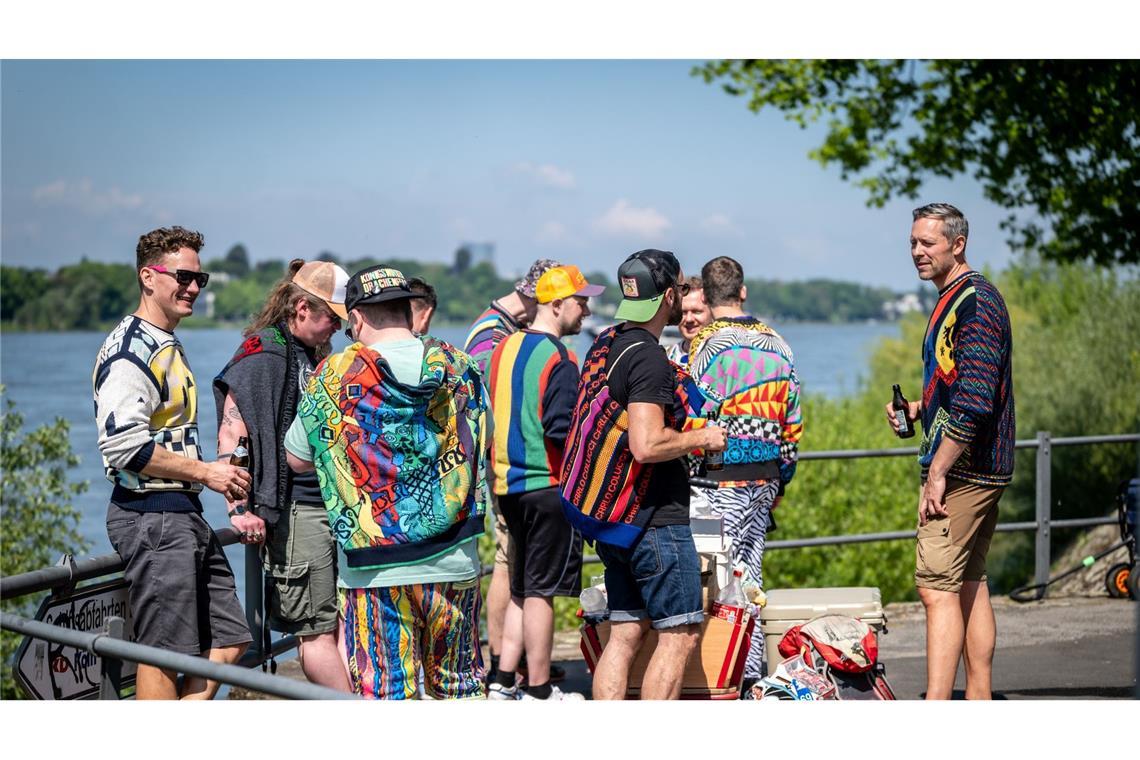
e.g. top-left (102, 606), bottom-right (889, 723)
top-left (559, 326), bottom-right (703, 548)
top-left (777, 614), bottom-right (896, 700)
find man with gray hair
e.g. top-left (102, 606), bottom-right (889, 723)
top-left (887, 202), bottom-right (1014, 700)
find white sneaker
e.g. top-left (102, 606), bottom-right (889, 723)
top-left (487, 682), bottom-right (520, 700)
top-left (519, 684), bottom-right (585, 701)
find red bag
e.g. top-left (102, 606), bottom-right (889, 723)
top-left (777, 614), bottom-right (878, 674)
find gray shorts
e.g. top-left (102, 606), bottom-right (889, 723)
top-left (263, 501), bottom-right (338, 637)
top-left (106, 503), bottom-right (252, 656)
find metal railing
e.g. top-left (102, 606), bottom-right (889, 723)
top-left (3, 430), bottom-right (1136, 699)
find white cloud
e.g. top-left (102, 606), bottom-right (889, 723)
top-left (700, 212), bottom-right (741, 237)
top-left (536, 220), bottom-right (568, 243)
top-left (32, 178), bottom-right (144, 215)
top-left (514, 162), bottom-right (576, 189)
top-left (593, 199), bottom-right (671, 240)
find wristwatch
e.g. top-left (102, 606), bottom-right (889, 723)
top-left (228, 503), bottom-right (249, 518)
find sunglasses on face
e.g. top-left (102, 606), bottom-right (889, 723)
top-left (148, 265), bottom-right (210, 288)
top-left (675, 281), bottom-right (692, 297)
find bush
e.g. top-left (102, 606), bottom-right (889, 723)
top-left (0, 388), bottom-right (90, 698)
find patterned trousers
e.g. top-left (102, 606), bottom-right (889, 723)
top-left (705, 479), bottom-right (780, 680)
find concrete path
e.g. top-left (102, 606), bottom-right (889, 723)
top-left (551, 596), bottom-right (1138, 700)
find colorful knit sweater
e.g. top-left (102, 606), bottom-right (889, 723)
top-left (463, 301), bottom-right (522, 381)
top-left (294, 337), bottom-right (489, 570)
top-left (559, 326), bottom-right (704, 548)
top-left (92, 315), bottom-right (203, 512)
top-left (488, 330), bottom-right (580, 496)
top-left (687, 316), bottom-right (803, 486)
top-left (920, 271), bottom-right (1015, 486)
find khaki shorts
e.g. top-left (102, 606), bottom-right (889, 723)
top-left (491, 494), bottom-right (514, 568)
top-left (263, 501), bottom-right (339, 637)
top-left (915, 478), bottom-right (1004, 593)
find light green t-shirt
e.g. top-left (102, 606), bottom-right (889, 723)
top-left (285, 337), bottom-right (481, 589)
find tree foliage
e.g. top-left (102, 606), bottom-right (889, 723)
top-left (695, 60), bottom-right (1140, 266)
top-left (0, 388), bottom-right (90, 698)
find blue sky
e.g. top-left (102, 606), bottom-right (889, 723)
top-left (2, 59), bottom-right (1016, 291)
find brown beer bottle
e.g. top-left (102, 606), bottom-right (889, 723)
top-left (230, 435), bottom-right (251, 469)
top-left (892, 385), bottom-right (916, 439)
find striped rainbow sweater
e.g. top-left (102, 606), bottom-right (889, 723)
top-left (487, 329), bottom-right (580, 496)
top-left (919, 271), bottom-right (1015, 486)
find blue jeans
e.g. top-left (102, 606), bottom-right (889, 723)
top-left (596, 524), bottom-right (704, 630)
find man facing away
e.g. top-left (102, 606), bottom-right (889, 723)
top-left (887, 203), bottom-right (1014, 700)
top-left (286, 265), bottom-right (490, 699)
top-left (212, 259), bottom-right (352, 692)
top-left (665, 275), bottom-right (712, 367)
top-left (94, 226), bottom-right (252, 699)
top-left (463, 257), bottom-right (563, 686)
top-left (486, 265), bottom-right (604, 701)
top-left (407, 276), bottom-right (437, 336)
top-left (687, 255), bottom-right (803, 692)
top-left (560, 249), bottom-right (727, 700)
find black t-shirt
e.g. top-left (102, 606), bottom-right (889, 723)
top-left (289, 343), bottom-right (324, 505)
top-left (606, 325), bottom-right (689, 527)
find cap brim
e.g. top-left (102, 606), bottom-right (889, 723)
top-left (575, 284), bottom-right (606, 297)
top-left (326, 301), bottom-right (348, 320)
top-left (614, 294), bottom-right (663, 322)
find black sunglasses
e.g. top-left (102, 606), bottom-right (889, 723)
top-left (149, 265), bottom-right (210, 288)
top-left (675, 281), bottom-right (692, 297)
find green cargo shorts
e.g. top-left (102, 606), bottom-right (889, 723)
top-left (263, 501), bottom-right (338, 637)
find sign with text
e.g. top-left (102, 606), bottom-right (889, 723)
top-left (15, 579), bottom-right (137, 700)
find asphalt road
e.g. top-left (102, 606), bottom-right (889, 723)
top-left (551, 596), bottom-right (1138, 700)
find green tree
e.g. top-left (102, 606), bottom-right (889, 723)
top-left (695, 60), bottom-right (1140, 265)
top-left (0, 267), bottom-right (50, 323)
top-left (0, 388), bottom-right (90, 698)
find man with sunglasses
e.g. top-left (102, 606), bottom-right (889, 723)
top-left (686, 255), bottom-right (803, 694)
top-left (94, 226), bottom-right (252, 699)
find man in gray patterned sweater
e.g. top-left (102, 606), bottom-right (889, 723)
top-left (93, 226), bottom-right (252, 699)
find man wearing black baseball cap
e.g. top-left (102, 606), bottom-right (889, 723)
top-left (560, 249), bottom-right (727, 700)
top-left (284, 265), bottom-right (491, 699)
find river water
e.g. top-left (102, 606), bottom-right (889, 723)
top-left (0, 321), bottom-right (899, 599)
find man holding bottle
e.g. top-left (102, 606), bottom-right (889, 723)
top-left (886, 203), bottom-right (1014, 700)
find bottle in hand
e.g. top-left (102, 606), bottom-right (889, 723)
top-left (704, 409), bottom-right (724, 471)
top-left (230, 435), bottom-right (251, 469)
top-left (891, 385), bottom-right (916, 439)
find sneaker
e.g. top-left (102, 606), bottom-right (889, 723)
top-left (487, 682), bottom-right (520, 701)
top-left (519, 684), bottom-right (585, 701)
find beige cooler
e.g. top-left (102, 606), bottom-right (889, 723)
top-left (758, 587), bottom-right (887, 671)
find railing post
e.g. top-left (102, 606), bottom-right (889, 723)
top-left (98, 616), bottom-right (125, 700)
top-left (1034, 430), bottom-right (1052, 589)
top-left (244, 544), bottom-right (263, 661)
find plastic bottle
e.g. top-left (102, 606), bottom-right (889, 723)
top-left (704, 409), bottom-right (724, 471)
top-left (711, 569), bottom-right (747, 624)
top-left (580, 586), bottom-right (607, 615)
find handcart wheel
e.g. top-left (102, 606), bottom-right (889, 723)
top-left (1129, 563), bottom-right (1139, 601)
top-left (1105, 563), bottom-right (1132, 599)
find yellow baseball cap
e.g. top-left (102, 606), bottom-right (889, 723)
top-left (535, 265), bottom-right (606, 304)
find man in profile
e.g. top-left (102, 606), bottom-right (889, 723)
top-left (94, 226), bottom-right (252, 699)
top-left (407, 276), bottom-right (437, 335)
top-left (887, 203), bottom-right (1014, 700)
top-left (463, 257), bottom-right (563, 686)
top-left (487, 265), bottom-right (603, 700)
top-left (561, 249), bottom-right (725, 700)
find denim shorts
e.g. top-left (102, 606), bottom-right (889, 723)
top-left (595, 523), bottom-right (705, 630)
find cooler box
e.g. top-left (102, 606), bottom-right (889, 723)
top-left (580, 614), bottom-right (752, 699)
top-left (758, 587), bottom-right (886, 672)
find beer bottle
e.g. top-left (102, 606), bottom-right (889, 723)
top-left (704, 410), bottom-right (724, 471)
top-left (228, 436), bottom-right (252, 516)
top-left (230, 435), bottom-right (251, 469)
top-left (892, 385), bottom-right (916, 439)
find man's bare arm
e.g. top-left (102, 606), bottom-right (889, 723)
top-left (627, 402), bottom-right (726, 464)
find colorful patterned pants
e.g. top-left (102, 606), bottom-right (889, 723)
top-left (705, 479), bottom-right (780, 679)
top-left (340, 578), bottom-right (485, 699)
